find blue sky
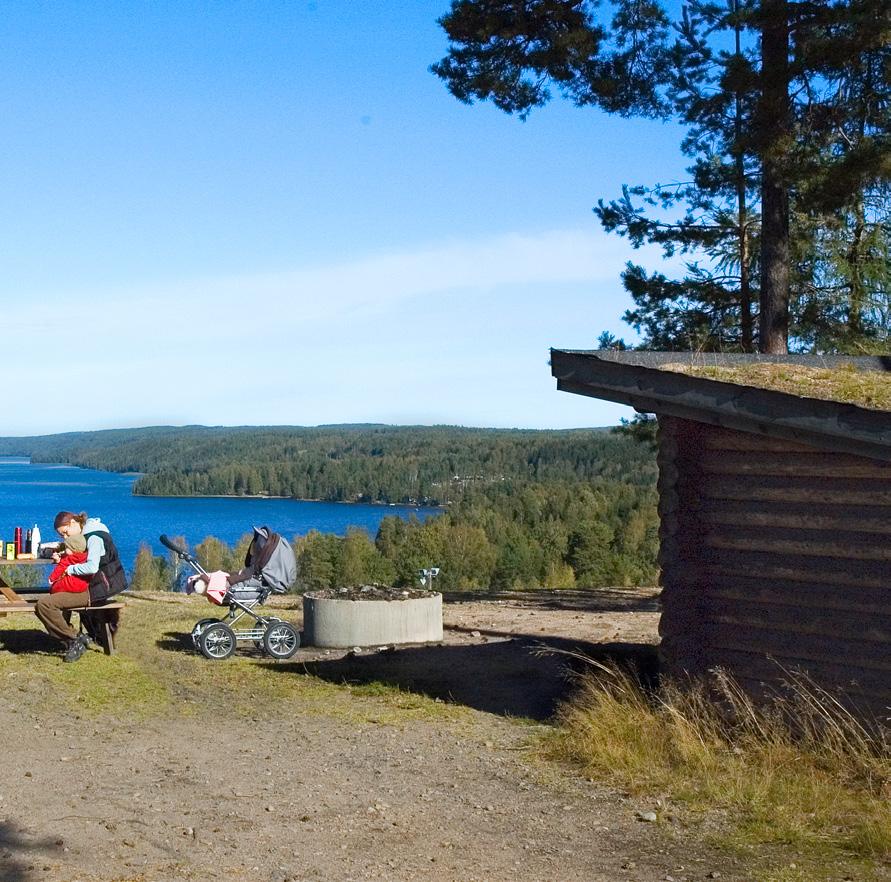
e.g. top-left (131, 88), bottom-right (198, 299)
top-left (2, 1), bottom-right (687, 435)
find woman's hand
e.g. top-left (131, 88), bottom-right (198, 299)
top-left (51, 552), bottom-right (61, 563)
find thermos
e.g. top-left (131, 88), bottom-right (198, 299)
top-left (31, 525), bottom-right (41, 555)
top-left (14, 526), bottom-right (22, 556)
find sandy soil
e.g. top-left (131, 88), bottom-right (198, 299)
top-left (0, 589), bottom-right (761, 882)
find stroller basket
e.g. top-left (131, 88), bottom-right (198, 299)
top-left (226, 583), bottom-right (264, 604)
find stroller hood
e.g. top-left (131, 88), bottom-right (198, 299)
top-left (245, 526), bottom-right (296, 594)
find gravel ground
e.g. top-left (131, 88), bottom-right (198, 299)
top-left (0, 588), bottom-right (760, 882)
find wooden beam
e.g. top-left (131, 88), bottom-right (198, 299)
top-left (0, 585), bottom-right (26, 604)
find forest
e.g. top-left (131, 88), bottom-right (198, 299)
top-left (0, 423), bottom-right (653, 503)
top-left (0, 424), bottom-right (659, 590)
top-left (131, 476), bottom-right (658, 594)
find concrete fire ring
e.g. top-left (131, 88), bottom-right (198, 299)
top-left (302, 592), bottom-right (443, 648)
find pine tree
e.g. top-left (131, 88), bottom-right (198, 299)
top-left (432, 0), bottom-right (891, 352)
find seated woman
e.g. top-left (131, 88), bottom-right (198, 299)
top-left (34, 511), bottom-right (127, 661)
top-left (34, 533), bottom-right (91, 662)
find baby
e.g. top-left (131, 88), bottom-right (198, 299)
top-left (186, 570), bottom-right (230, 605)
top-left (48, 535), bottom-right (91, 595)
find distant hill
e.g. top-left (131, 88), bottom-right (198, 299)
top-left (0, 424), bottom-right (653, 504)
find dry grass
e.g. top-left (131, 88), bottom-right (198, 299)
top-left (545, 662), bottom-right (891, 876)
top-left (661, 362), bottom-right (891, 410)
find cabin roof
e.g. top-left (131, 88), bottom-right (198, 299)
top-left (550, 350), bottom-right (891, 461)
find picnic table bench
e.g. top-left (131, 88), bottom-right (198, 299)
top-left (0, 559), bottom-right (123, 655)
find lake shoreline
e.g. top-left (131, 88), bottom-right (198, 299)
top-left (10, 461), bottom-right (442, 509)
top-left (132, 493), bottom-right (445, 508)
top-left (9, 458), bottom-right (448, 510)
top-left (1, 460), bottom-right (439, 573)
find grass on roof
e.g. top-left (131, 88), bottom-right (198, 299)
top-left (661, 362), bottom-right (891, 411)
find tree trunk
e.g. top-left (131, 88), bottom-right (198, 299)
top-left (757, 0), bottom-right (791, 354)
top-left (847, 198), bottom-right (866, 335)
top-left (739, 200), bottom-right (753, 351)
top-left (734, 1), bottom-right (753, 353)
top-left (847, 57), bottom-right (871, 339)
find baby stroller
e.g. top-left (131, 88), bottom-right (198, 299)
top-left (160, 527), bottom-right (300, 660)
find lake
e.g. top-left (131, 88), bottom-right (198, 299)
top-left (0, 458), bottom-right (435, 571)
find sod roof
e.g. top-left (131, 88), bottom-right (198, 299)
top-left (549, 350), bottom-right (891, 461)
top-left (658, 362), bottom-right (891, 412)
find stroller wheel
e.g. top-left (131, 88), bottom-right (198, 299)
top-left (262, 621), bottom-right (300, 659)
top-left (255, 617), bottom-right (281, 650)
top-left (198, 622), bottom-right (237, 660)
top-left (191, 618), bottom-right (221, 649)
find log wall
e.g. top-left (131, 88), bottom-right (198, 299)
top-left (657, 416), bottom-right (891, 717)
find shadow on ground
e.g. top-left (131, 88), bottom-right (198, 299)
top-left (156, 629), bottom-right (269, 658)
top-left (265, 635), bottom-right (659, 721)
top-left (0, 820), bottom-right (62, 882)
top-left (442, 587), bottom-right (660, 614)
top-left (0, 627), bottom-right (59, 656)
top-left (157, 631), bottom-right (194, 653)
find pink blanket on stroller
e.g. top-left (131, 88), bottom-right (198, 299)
top-left (187, 571), bottom-right (229, 605)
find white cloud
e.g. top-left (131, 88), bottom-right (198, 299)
top-left (13, 225), bottom-right (635, 359)
top-left (145, 226), bottom-right (623, 324)
top-left (24, 226), bottom-right (620, 315)
top-left (8, 226), bottom-right (647, 433)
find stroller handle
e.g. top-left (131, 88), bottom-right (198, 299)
top-left (160, 534), bottom-right (190, 556)
top-left (160, 534), bottom-right (210, 580)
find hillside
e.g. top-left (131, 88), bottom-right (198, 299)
top-left (0, 423), bottom-right (655, 504)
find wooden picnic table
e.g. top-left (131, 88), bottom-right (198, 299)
top-left (0, 558), bottom-right (123, 654)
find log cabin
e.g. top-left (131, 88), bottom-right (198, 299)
top-left (550, 350), bottom-right (891, 719)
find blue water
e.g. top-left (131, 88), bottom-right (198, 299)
top-left (0, 458), bottom-right (434, 571)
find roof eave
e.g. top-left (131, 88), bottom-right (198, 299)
top-left (551, 350), bottom-right (891, 462)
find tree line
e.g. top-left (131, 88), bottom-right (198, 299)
top-left (0, 424), bottom-right (655, 504)
top-left (1, 424), bottom-right (659, 590)
top-left (131, 477), bottom-right (658, 593)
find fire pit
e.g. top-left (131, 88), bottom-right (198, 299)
top-left (302, 585), bottom-right (443, 648)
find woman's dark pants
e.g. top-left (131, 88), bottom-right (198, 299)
top-left (34, 592), bottom-right (89, 643)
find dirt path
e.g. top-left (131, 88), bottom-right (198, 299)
top-left (0, 589), bottom-right (752, 882)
